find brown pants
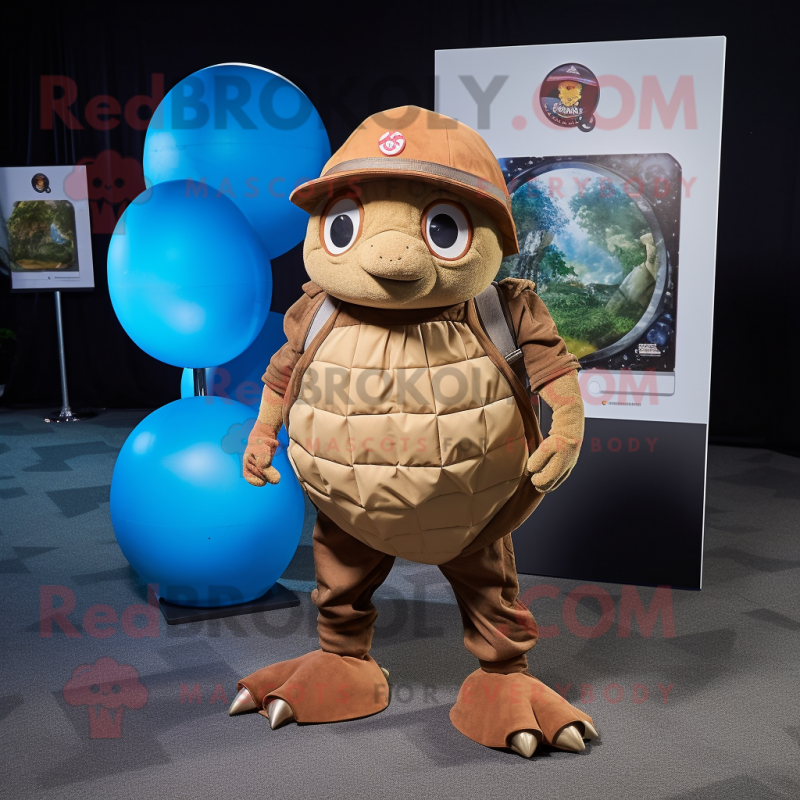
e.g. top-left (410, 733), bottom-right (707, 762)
top-left (310, 511), bottom-right (538, 674)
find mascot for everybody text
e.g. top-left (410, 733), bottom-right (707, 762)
top-left (229, 106), bottom-right (597, 758)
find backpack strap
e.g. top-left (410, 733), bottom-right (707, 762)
top-left (303, 293), bottom-right (338, 352)
top-left (474, 281), bottom-right (528, 389)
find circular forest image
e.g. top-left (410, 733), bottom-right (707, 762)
top-left (497, 168), bottom-right (659, 359)
top-left (6, 200), bottom-right (78, 271)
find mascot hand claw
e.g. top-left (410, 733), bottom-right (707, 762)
top-left (242, 419), bottom-right (281, 486)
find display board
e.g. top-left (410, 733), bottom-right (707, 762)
top-left (437, 36), bottom-right (726, 588)
top-left (0, 165), bottom-right (94, 290)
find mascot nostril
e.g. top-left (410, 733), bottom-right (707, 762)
top-left (358, 232), bottom-right (430, 281)
top-left (234, 105), bottom-right (594, 760)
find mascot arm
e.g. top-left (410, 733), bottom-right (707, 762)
top-left (243, 386), bottom-right (284, 487)
top-left (497, 279), bottom-right (584, 493)
top-left (245, 283), bottom-right (327, 487)
top-left (526, 371), bottom-right (584, 492)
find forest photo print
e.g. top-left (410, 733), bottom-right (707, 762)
top-left (5, 200), bottom-right (79, 271)
top-left (499, 154), bottom-right (680, 373)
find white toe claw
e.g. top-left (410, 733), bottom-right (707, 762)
top-left (582, 721), bottom-right (599, 740)
top-left (510, 730), bottom-right (538, 758)
top-left (553, 724), bottom-right (586, 753)
top-left (266, 698), bottom-right (295, 730)
top-left (228, 687), bottom-right (257, 716)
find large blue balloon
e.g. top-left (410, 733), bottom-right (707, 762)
top-left (110, 397), bottom-right (303, 607)
top-left (108, 181), bottom-right (271, 368)
top-left (181, 311), bottom-right (286, 408)
top-left (144, 63), bottom-right (330, 259)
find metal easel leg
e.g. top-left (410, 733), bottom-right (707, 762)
top-left (44, 291), bottom-right (96, 423)
top-left (193, 367), bottom-right (207, 397)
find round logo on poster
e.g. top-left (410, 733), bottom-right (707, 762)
top-left (539, 63), bottom-right (600, 132)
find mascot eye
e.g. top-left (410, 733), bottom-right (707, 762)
top-left (322, 197), bottom-right (362, 256)
top-left (422, 202), bottom-right (472, 260)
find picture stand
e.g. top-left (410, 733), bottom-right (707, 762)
top-left (44, 290), bottom-right (97, 423)
top-left (193, 367), bottom-right (207, 396)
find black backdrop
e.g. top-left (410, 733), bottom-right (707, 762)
top-left (2, 2), bottom-right (798, 454)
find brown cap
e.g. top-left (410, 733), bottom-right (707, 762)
top-left (290, 106), bottom-right (519, 256)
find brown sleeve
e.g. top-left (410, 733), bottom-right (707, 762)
top-left (498, 278), bottom-right (580, 393)
top-left (262, 281), bottom-right (326, 397)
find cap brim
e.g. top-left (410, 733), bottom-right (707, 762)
top-left (290, 169), bottom-right (520, 257)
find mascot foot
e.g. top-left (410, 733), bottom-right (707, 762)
top-left (229, 666), bottom-right (391, 719)
top-left (232, 650), bottom-right (390, 725)
top-left (450, 670), bottom-right (598, 758)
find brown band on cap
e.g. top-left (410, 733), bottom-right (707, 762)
top-left (324, 157), bottom-right (510, 209)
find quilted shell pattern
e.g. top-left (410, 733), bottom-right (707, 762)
top-left (287, 320), bottom-right (528, 565)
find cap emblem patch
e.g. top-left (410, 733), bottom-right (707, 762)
top-left (378, 131), bottom-right (406, 156)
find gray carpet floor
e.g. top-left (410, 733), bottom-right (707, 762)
top-left (1, 407), bottom-right (799, 799)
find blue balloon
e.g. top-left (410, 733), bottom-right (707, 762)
top-left (110, 396), bottom-right (303, 607)
top-left (144, 63), bottom-right (330, 259)
top-left (181, 311), bottom-right (286, 408)
top-left (108, 180), bottom-right (271, 368)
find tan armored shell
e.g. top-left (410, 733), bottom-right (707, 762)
top-left (287, 309), bottom-right (529, 565)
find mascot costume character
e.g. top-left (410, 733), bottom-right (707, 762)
top-left (229, 106), bottom-right (597, 759)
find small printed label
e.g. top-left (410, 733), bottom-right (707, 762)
top-left (637, 343), bottom-right (661, 357)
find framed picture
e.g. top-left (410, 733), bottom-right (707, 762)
top-left (0, 165), bottom-right (95, 291)
top-left (499, 153), bottom-right (680, 398)
top-left (437, 36), bottom-right (726, 587)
